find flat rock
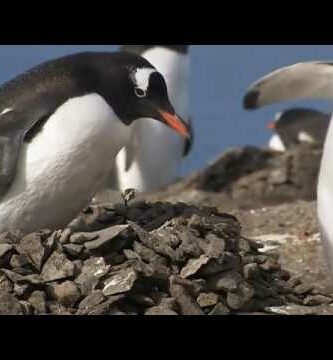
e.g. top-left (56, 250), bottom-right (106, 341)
top-left (169, 277), bottom-right (205, 315)
top-left (49, 281), bottom-right (81, 307)
top-left (180, 255), bottom-right (210, 279)
top-left (10, 254), bottom-right (30, 269)
top-left (78, 295), bottom-right (124, 315)
top-left (103, 268), bottom-right (138, 296)
top-left (0, 244), bottom-right (14, 267)
top-left (63, 244), bottom-right (84, 257)
top-left (145, 306), bottom-right (178, 315)
top-left (41, 251), bottom-right (75, 282)
top-left (20, 233), bottom-right (48, 271)
top-left (75, 257), bottom-right (110, 295)
top-left (0, 292), bottom-right (23, 315)
top-left (207, 271), bottom-right (243, 292)
top-left (197, 293), bottom-right (219, 308)
top-left (209, 303), bottom-right (231, 315)
top-left (227, 281), bottom-right (255, 310)
top-left (28, 291), bottom-right (47, 314)
top-left (78, 290), bottom-right (106, 311)
top-left (83, 225), bottom-right (131, 252)
top-left (0, 273), bottom-right (13, 293)
top-left (70, 233), bottom-right (98, 245)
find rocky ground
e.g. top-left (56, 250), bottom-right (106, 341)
top-left (1, 143), bottom-right (332, 315)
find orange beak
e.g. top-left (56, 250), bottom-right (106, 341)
top-left (159, 111), bottom-right (190, 137)
top-left (267, 121), bottom-right (276, 130)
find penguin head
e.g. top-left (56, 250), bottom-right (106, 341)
top-left (267, 108), bottom-right (329, 147)
top-left (103, 51), bottom-right (190, 138)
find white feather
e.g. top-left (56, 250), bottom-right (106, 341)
top-left (0, 93), bottom-right (129, 234)
top-left (268, 134), bottom-right (286, 152)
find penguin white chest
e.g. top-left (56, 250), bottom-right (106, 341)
top-left (318, 116), bottom-right (333, 275)
top-left (0, 94), bottom-right (128, 233)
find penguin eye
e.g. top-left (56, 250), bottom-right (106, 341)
top-left (134, 87), bottom-right (147, 98)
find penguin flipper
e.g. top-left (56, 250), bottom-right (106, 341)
top-left (0, 110), bottom-right (35, 198)
top-left (243, 61), bottom-right (333, 110)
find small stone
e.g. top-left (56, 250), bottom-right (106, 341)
top-left (41, 251), bottom-right (75, 282)
top-left (20, 301), bottom-right (34, 315)
top-left (243, 263), bottom-right (260, 280)
top-left (83, 225), bottom-right (131, 252)
top-left (20, 233), bottom-right (47, 271)
top-left (78, 291), bottom-right (106, 310)
top-left (28, 291), bottom-right (47, 314)
top-left (72, 260), bottom-right (83, 277)
top-left (204, 233), bottom-right (226, 258)
top-left (227, 281), bottom-right (255, 310)
top-left (103, 268), bottom-right (138, 296)
top-left (0, 231), bottom-right (23, 244)
top-left (207, 271), bottom-right (242, 292)
top-left (180, 255), bottom-right (210, 278)
top-left (59, 229), bottom-right (72, 244)
top-left (294, 283), bottom-right (314, 295)
top-left (158, 297), bottom-right (178, 311)
top-left (145, 306), bottom-right (178, 315)
top-left (49, 281), bottom-right (81, 307)
top-left (75, 257), bottom-right (110, 295)
top-left (0, 273), bottom-right (13, 293)
top-left (303, 295), bottom-right (332, 306)
top-left (0, 244), bottom-right (14, 267)
top-left (70, 233), bottom-right (98, 245)
top-left (78, 295), bottom-right (124, 315)
top-left (0, 292), bottom-right (23, 315)
top-left (63, 244), bottom-right (84, 257)
top-left (10, 254), bottom-right (30, 269)
top-left (14, 283), bottom-right (32, 297)
top-left (129, 293), bottom-right (155, 307)
top-left (124, 249), bottom-right (141, 260)
top-left (197, 293), bottom-right (219, 308)
top-left (199, 253), bottom-right (240, 276)
top-left (169, 277), bottom-right (205, 315)
top-left (265, 304), bottom-right (320, 315)
top-left (48, 302), bottom-right (73, 315)
top-left (209, 303), bottom-right (230, 315)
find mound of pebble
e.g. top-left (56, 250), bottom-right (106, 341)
top-left (144, 144), bottom-right (323, 210)
top-left (0, 201), bottom-right (331, 315)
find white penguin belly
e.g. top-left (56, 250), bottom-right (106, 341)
top-left (0, 94), bottom-right (127, 234)
top-left (115, 47), bottom-right (190, 191)
top-left (318, 118), bottom-right (333, 276)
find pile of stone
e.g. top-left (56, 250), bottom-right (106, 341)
top-left (0, 201), bottom-right (331, 315)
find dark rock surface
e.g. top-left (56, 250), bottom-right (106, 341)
top-left (0, 198), bottom-right (331, 315)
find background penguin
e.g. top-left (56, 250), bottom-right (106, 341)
top-left (111, 45), bottom-right (193, 192)
top-left (267, 108), bottom-right (330, 152)
top-left (243, 61), bottom-right (333, 279)
top-left (0, 51), bottom-right (190, 234)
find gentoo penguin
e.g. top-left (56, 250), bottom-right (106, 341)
top-left (110, 45), bottom-right (192, 192)
top-left (0, 51), bottom-right (190, 234)
top-left (243, 61), bottom-right (333, 277)
top-left (267, 108), bottom-right (330, 152)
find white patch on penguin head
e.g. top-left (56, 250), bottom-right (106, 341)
top-left (0, 108), bottom-right (13, 116)
top-left (298, 131), bottom-right (315, 144)
top-left (274, 111), bottom-right (283, 122)
top-left (129, 67), bottom-right (157, 92)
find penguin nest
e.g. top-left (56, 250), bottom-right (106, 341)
top-left (0, 201), bottom-right (332, 315)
